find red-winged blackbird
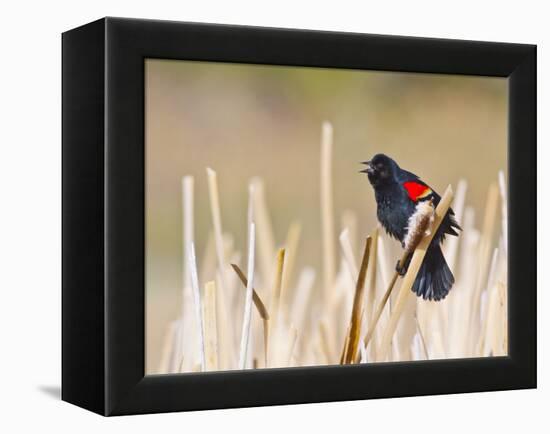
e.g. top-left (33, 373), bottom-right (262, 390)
top-left (361, 154), bottom-right (461, 301)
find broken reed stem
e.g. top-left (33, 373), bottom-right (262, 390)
top-left (188, 242), bottom-right (206, 371)
top-left (377, 185), bottom-right (454, 361)
top-left (230, 263), bottom-right (270, 366)
top-left (203, 280), bottom-right (218, 370)
top-left (320, 121), bottom-right (335, 302)
top-left (343, 237), bottom-right (372, 364)
top-left (230, 264), bottom-right (270, 320)
top-left (238, 222), bottom-right (256, 369)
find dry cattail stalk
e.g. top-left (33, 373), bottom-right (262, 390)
top-left (238, 222), bottom-right (256, 369)
top-left (476, 247), bottom-right (499, 355)
top-left (339, 325), bottom-right (350, 364)
top-left (267, 248), bottom-right (286, 366)
top-left (206, 168), bottom-right (236, 367)
top-left (188, 242), bottom-right (206, 371)
top-left (179, 176), bottom-right (196, 372)
top-left (182, 176), bottom-right (194, 290)
top-left (344, 237), bottom-right (371, 364)
top-left (270, 249), bottom-right (287, 327)
top-left (377, 186), bottom-right (454, 361)
top-left (231, 263), bottom-right (270, 366)
top-left (203, 280), bottom-right (218, 370)
top-left (206, 168), bottom-right (228, 288)
top-left (199, 232), bottom-right (216, 286)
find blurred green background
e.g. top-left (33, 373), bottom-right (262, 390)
top-left (145, 59), bottom-right (507, 373)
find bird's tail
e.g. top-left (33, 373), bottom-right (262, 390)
top-left (412, 243), bottom-right (454, 301)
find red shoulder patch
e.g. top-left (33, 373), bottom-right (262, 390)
top-left (403, 181), bottom-right (432, 201)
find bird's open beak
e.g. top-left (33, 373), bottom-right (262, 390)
top-left (359, 160), bottom-right (373, 174)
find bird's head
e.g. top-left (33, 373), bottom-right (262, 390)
top-left (360, 153), bottom-right (399, 188)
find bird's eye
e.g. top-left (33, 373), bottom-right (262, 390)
top-left (376, 163), bottom-right (384, 170)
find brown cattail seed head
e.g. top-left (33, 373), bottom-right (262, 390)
top-left (403, 199), bottom-right (435, 255)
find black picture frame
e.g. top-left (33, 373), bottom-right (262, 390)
top-left (62, 17), bottom-right (536, 416)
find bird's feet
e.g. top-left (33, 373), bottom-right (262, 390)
top-left (395, 260), bottom-right (407, 276)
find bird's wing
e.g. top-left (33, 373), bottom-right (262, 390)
top-left (397, 170), bottom-right (438, 202)
top-left (402, 179), bottom-right (435, 202)
top-left (401, 177), bottom-right (461, 236)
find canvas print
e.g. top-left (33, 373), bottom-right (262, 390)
top-left (145, 59), bottom-right (508, 374)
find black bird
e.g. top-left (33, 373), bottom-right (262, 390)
top-left (361, 154), bottom-right (461, 301)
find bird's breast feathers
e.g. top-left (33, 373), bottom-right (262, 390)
top-left (403, 181), bottom-right (433, 202)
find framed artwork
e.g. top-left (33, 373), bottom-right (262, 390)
top-left (62, 17), bottom-right (536, 415)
